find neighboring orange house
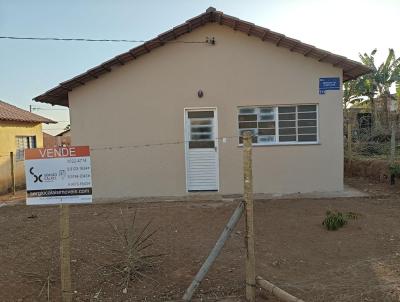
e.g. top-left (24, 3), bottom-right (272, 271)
top-left (0, 100), bottom-right (55, 193)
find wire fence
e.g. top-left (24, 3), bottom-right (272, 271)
top-left (344, 110), bottom-right (400, 182)
top-left (0, 126), bottom-right (400, 302)
top-left (344, 112), bottom-right (399, 161)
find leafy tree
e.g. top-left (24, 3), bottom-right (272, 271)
top-left (358, 49), bottom-right (400, 127)
top-left (343, 80), bottom-right (363, 109)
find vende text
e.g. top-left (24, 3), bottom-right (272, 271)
top-left (39, 147), bottom-right (77, 158)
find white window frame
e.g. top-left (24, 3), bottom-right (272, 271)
top-left (237, 104), bottom-right (319, 146)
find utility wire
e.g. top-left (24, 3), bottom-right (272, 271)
top-left (0, 36), bottom-right (209, 44)
top-left (31, 107), bottom-right (68, 111)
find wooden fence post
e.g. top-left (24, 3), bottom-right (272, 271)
top-left (243, 131), bottom-right (256, 302)
top-left (60, 204), bottom-right (72, 302)
top-left (347, 123), bottom-right (353, 177)
top-left (10, 152), bottom-right (15, 195)
top-left (390, 112), bottom-right (397, 185)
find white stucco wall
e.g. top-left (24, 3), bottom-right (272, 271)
top-left (68, 23), bottom-right (343, 199)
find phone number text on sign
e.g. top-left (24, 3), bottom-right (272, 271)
top-left (24, 146), bottom-right (93, 205)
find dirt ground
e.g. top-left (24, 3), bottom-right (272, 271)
top-left (1, 177), bottom-right (400, 302)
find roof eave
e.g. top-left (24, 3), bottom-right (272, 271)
top-left (0, 118), bottom-right (56, 124)
top-left (34, 7), bottom-right (370, 106)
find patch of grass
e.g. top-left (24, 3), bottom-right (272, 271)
top-left (322, 210), bottom-right (359, 231)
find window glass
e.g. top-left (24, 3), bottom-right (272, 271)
top-left (298, 112), bottom-right (317, 119)
top-left (278, 113), bottom-right (296, 120)
top-left (28, 136), bottom-right (36, 148)
top-left (238, 114), bottom-right (257, 121)
top-left (238, 105), bottom-right (318, 145)
top-left (191, 133), bottom-right (212, 140)
top-left (258, 128), bottom-right (275, 135)
top-left (279, 128), bottom-right (296, 135)
top-left (297, 105), bottom-right (317, 142)
top-left (191, 126), bottom-right (212, 133)
top-left (239, 108), bottom-right (256, 114)
top-left (188, 112), bottom-right (215, 149)
top-left (15, 136), bottom-right (36, 161)
top-left (239, 122), bottom-right (257, 129)
top-left (258, 136), bottom-right (275, 143)
top-left (258, 122), bottom-right (275, 128)
top-left (278, 106), bottom-right (297, 142)
top-left (279, 135), bottom-right (297, 142)
top-left (298, 120), bottom-right (317, 127)
top-left (237, 106), bottom-right (276, 144)
top-left (278, 106), bottom-right (296, 113)
top-left (298, 134), bottom-right (317, 142)
top-left (298, 105), bottom-right (316, 112)
top-left (191, 119), bottom-right (212, 126)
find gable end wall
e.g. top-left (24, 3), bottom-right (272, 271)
top-left (69, 23), bottom-right (343, 199)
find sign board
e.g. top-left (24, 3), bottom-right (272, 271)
top-left (319, 77), bottom-right (340, 94)
top-left (24, 146), bottom-right (92, 205)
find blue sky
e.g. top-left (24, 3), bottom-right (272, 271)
top-left (1, 0), bottom-right (399, 134)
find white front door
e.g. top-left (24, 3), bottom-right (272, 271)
top-left (185, 108), bottom-right (219, 191)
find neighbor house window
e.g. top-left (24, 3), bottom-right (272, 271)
top-left (16, 136), bottom-right (36, 161)
top-left (238, 104), bottom-right (318, 145)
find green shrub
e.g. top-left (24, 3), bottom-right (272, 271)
top-left (323, 211), bottom-right (346, 230)
top-left (322, 210), bottom-right (359, 231)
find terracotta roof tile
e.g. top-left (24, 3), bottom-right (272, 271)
top-left (0, 100), bottom-right (55, 124)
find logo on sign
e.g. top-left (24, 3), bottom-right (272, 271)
top-left (319, 77), bottom-right (340, 95)
top-left (29, 167), bottom-right (43, 183)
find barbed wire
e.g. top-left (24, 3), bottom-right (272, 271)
top-left (0, 135), bottom-right (241, 158)
top-left (90, 135), bottom-right (240, 151)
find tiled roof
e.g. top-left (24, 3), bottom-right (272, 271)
top-left (0, 100), bottom-right (55, 124)
top-left (34, 7), bottom-right (371, 107)
top-left (56, 129), bottom-right (70, 136)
